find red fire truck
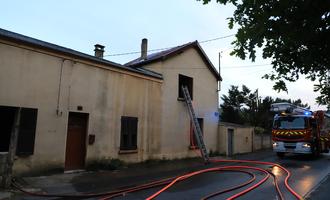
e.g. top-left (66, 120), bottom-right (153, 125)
top-left (271, 103), bottom-right (330, 157)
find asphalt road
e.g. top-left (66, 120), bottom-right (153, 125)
top-left (110, 152), bottom-right (330, 200)
top-left (10, 150), bottom-right (330, 200)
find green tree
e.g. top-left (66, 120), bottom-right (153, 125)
top-left (199, 0), bottom-right (330, 105)
top-left (220, 85), bottom-right (246, 124)
top-left (257, 96), bottom-right (274, 132)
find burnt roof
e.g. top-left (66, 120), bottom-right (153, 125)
top-left (125, 41), bottom-right (222, 81)
top-left (0, 28), bottom-right (162, 79)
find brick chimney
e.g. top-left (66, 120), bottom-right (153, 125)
top-left (141, 38), bottom-right (148, 60)
top-left (94, 44), bottom-right (105, 58)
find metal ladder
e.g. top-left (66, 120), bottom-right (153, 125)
top-left (181, 85), bottom-right (210, 163)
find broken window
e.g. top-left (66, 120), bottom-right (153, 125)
top-left (190, 118), bottom-right (203, 148)
top-left (178, 74), bottom-right (193, 100)
top-left (120, 116), bottom-right (138, 150)
top-left (0, 106), bottom-right (38, 155)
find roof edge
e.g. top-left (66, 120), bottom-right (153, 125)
top-left (0, 28), bottom-right (162, 80)
top-left (126, 41), bottom-right (222, 81)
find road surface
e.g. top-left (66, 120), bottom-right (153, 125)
top-left (110, 152), bottom-right (330, 200)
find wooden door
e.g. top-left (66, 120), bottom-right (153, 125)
top-left (65, 112), bottom-right (88, 171)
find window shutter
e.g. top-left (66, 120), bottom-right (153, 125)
top-left (120, 116), bottom-right (138, 150)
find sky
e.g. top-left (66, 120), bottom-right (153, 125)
top-left (1, 0), bottom-right (327, 110)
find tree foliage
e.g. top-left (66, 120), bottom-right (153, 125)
top-left (220, 85), bottom-right (310, 132)
top-left (199, 0), bottom-right (330, 105)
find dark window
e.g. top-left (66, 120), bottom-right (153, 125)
top-left (178, 74), bottom-right (193, 100)
top-left (0, 106), bottom-right (38, 156)
top-left (120, 116), bottom-right (138, 150)
top-left (190, 118), bottom-right (203, 147)
top-left (16, 108), bottom-right (38, 155)
top-left (0, 106), bottom-right (16, 152)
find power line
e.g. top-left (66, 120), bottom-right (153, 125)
top-left (137, 63), bottom-right (272, 70)
top-left (222, 64), bottom-right (272, 69)
top-left (200, 34), bottom-right (235, 44)
top-left (104, 34), bottom-right (235, 57)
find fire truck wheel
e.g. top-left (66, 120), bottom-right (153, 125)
top-left (276, 152), bottom-right (285, 157)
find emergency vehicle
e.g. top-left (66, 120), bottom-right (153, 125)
top-left (271, 102), bottom-right (330, 157)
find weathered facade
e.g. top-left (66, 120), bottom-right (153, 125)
top-left (126, 41), bottom-right (221, 159)
top-left (0, 29), bottom-right (221, 175)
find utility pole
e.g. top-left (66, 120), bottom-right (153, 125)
top-left (2, 108), bottom-right (21, 188)
top-left (217, 51), bottom-right (222, 93)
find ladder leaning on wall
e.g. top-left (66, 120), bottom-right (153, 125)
top-left (181, 85), bottom-right (210, 163)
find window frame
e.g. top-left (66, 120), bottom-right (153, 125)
top-left (119, 116), bottom-right (138, 151)
top-left (0, 106), bottom-right (38, 156)
top-left (178, 74), bottom-right (193, 100)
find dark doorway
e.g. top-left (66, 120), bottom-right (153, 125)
top-left (65, 112), bottom-right (88, 171)
top-left (0, 106), bottom-right (16, 152)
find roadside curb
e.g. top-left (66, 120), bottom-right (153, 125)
top-left (303, 173), bottom-right (329, 199)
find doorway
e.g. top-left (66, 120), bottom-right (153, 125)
top-left (0, 106), bottom-right (16, 152)
top-left (65, 112), bottom-right (88, 171)
top-left (227, 129), bottom-right (234, 156)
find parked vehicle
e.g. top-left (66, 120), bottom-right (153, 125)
top-left (271, 102), bottom-right (330, 157)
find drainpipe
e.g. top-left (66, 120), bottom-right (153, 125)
top-left (56, 59), bottom-right (65, 116)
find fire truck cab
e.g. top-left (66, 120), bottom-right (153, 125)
top-left (271, 103), bottom-right (329, 157)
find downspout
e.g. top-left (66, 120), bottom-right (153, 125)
top-left (217, 52), bottom-right (221, 153)
top-left (217, 52), bottom-right (221, 93)
top-left (56, 59), bottom-right (65, 116)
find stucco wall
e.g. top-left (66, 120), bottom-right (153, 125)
top-left (218, 123), bottom-right (271, 155)
top-left (0, 41), bottom-right (162, 174)
top-left (218, 123), bottom-right (253, 155)
top-left (143, 48), bottom-right (220, 159)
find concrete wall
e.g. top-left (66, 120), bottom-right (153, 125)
top-left (218, 123), bottom-right (271, 156)
top-left (143, 48), bottom-right (220, 159)
top-left (0, 40), bottom-right (162, 174)
top-left (253, 134), bottom-right (272, 151)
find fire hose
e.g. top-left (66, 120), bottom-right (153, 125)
top-left (12, 159), bottom-right (302, 200)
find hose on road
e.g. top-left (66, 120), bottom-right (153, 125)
top-left (12, 158), bottom-right (302, 200)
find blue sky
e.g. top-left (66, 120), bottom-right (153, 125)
top-left (1, 0), bottom-right (326, 110)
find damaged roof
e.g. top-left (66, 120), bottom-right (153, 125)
top-left (0, 28), bottom-right (162, 79)
top-left (125, 41), bottom-right (222, 81)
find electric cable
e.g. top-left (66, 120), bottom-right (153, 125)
top-left (104, 34), bottom-right (235, 57)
